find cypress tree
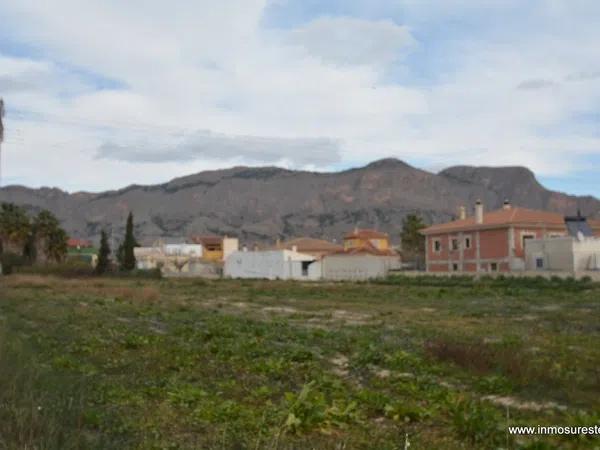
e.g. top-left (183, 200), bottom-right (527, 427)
top-left (96, 230), bottom-right (111, 275)
top-left (121, 212), bottom-right (137, 271)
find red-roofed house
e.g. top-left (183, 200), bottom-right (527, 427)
top-left (421, 201), bottom-right (572, 273)
top-left (343, 228), bottom-right (395, 254)
top-left (67, 238), bottom-right (93, 250)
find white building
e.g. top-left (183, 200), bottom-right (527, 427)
top-left (163, 244), bottom-right (203, 257)
top-left (224, 249), bottom-right (321, 280)
top-left (525, 236), bottom-right (600, 272)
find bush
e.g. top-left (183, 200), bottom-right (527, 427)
top-left (0, 252), bottom-right (27, 275)
top-left (424, 337), bottom-right (529, 382)
top-left (15, 259), bottom-right (95, 277)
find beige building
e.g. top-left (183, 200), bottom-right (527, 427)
top-left (189, 235), bottom-right (239, 262)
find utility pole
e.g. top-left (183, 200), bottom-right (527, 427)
top-left (0, 98), bottom-right (4, 187)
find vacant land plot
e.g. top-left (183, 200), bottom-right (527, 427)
top-left (1, 274), bottom-right (599, 449)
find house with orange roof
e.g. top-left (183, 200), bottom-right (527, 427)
top-left (319, 228), bottom-right (400, 280)
top-left (420, 200), bottom-right (574, 273)
top-left (343, 228), bottom-right (393, 253)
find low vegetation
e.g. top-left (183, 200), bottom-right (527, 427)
top-left (0, 274), bottom-right (599, 449)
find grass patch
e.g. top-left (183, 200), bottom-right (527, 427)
top-left (1, 274), bottom-right (599, 448)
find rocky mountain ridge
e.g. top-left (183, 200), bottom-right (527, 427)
top-left (1, 159), bottom-right (598, 245)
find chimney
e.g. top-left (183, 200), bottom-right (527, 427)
top-left (242, 246), bottom-right (248, 252)
top-left (276, 237), bottom-right (281, 248)
top-left (475, 200), bottom-right (484, 224)
top-left (458, 206), bottom-right (467, 220)
top-left (292, 245), bottom-right (298, 252)
top-left (503, 199), bottom-right (511, 210)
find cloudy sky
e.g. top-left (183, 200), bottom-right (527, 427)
top-left (1, 0), bottom-right (599, 195)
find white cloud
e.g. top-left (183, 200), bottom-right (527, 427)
top-left (287, 16), bottom-right (414, 67)
top-left (0, 0), bottom-right (599, 193)
top-left (96, 131), bottom-right (341, 165)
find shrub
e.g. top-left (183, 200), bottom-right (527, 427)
top-left (15, 259), bottom-right (94, 277)
top-left (0, 252), bottom-right (27, 275)
top-left (424, 337), bottom-right (529, 382)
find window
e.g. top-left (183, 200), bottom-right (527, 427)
top-left (451, 238), bottom-right (460, 251)
top-left (452, 263), bottom-right (459, 272)
top-left (433, 239), bottom-right (442, 253)
top-left (536, 257), bottom-right (544, 269)
top-left (464, 237), bottom-right (471, 249)
top-left (490, 263), bottom-right (498, 272)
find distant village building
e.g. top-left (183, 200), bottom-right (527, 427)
top-left (525, 215), bottom-right (600, 273)
top-left (421, 200), bottom-right (600, 273)
top-left (343, 228), bottom-right (394, 253)
top-left (67, 238), bottom-right (93, 250)
top-left (189, 235), bottom-right (239, 262)
top-left (315, 228), bottom-right (401, 280)
top-left (225, 230), bottom-right (400, 281)
top-left (66, 238), bottom-right (97, 266)
top-left (224, 248), bottom-right (321, 280)
top-left (272, 237), bottom-right (343, 259)
top-left (525, 236), bottom-right (600, 272)
top-left (134, 241), bottom-right (216, 277)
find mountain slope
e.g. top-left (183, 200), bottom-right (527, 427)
top-left (1, 159), bottom-right (598, 245)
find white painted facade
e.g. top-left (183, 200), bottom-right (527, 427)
top-left (525, 237), bottom-right (600, 272)
top-left (164, 244), bottom-right (203, 257)
top-left (224, 249), bottom-right (320, 280)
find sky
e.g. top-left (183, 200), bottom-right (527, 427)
top-left (0, 0), bottom-right (599, 196)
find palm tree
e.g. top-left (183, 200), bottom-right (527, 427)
top-left (0, 203), bottom-right (31, 255)
top-left (32, 210), bottom-right (68, 263)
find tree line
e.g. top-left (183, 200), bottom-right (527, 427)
top-left (0, 203), bottom-right (139, 275)
top-left (0, 203), bottom-right (68, 270)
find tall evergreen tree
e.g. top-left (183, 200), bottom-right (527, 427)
top-left (96, 230), bottom-right (111, 275)
top-left (400, 214), bottom-right (427, 268)
top-left (120, 212), bottom-right (138, 271)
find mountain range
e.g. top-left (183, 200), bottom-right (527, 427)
top-left (1, 159), bottom-right (598, 245)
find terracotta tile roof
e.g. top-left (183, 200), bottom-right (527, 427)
top-left (272, 237), bottom-right (343, 253)
top-left (421, 207), bottom-right (566, 235)
top-left (67, 238), bottom-right (92, 248)
top-left (589, 219), bottom-right (600, 229)
top-left (344, 228), bottom-right (389, 240)
top-left (332, 241), bottom-right (397, 257)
